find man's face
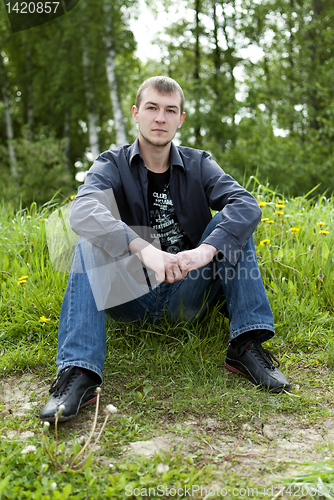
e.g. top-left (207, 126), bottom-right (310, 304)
top-left (132, 87), bottom-right (185, 148)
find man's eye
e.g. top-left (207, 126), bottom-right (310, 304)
top-left (167, 109), bottom-right (175, 113)
top-left (148, 106), bottom-right (156, 110)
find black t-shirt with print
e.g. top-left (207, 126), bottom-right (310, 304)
top-left (147, 168), bottom-right (193, 254)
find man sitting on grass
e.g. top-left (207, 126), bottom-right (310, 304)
top-left (40, 76), bottom-right (290, 422)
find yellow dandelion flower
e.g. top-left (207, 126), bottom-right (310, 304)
top-left (277, 201), bottom-right (285, 205)
top-left (258, 202), bottom-right (267, 207)
top-left (320, 230), bottom-right (329, 235)
top-left (315, 360), bottom-right (319, 365)
top-left (275, 211), bottom-right (284, 215)
top-left (276, 203), bottom-right (285, 208)
top-left (70, 194), bottom-right (76, 200)
top-left (316, 222), bottom-right (325, 226)
top-left (38, 316), bottom-right (51, 323)
top-left (261, 218), bottom-right (269, 222)
top-left (266, 220), bottom-right (275, 224)
top-left (19, 276), bottom-right (28, 280)
top-left (27, 216), bottom-right (31, 219)
top-left (291, 227), bottom-right (300, 232)
top-left (17, 280), bottom-right (27, 285)
top-left (260, 239), bottom-right (270, 246)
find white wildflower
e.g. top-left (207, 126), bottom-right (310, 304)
top-left (156, 463), bottom-right (169, 474)
top-left (106, 404), bottom-right (118, 414)
top-left (43, 421), bottom-right (50, 433)
top-left (21, 445), bottom-right (37, 454)
top-left (56, 405), bottom-right (65, 417)
top-left (51, 482), bottom-right (57, 489)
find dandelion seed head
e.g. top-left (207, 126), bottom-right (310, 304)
top-left (106, 404), bottom-right (118, 414)
top-left (156, 463), bottom-right (170, 474)
top-left (43, 421), bottom-right (50, 431)
top-left (21, 445), bottom-right (37, 454)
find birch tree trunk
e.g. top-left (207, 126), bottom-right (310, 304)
top-left (80, 0), bottom-right (100, 160)
top-left (193, 0), bottom-right (202, 146)
top-left (22, 33), bottom-right (34, 141)
top-left (103, 1), bottom-right (127, 147)
top-left (82, 36), bottom-right (100, 159)
top-left (0, 52), bottom-right (18, 181)
top-left (63, 109), bottom-right (71, 173)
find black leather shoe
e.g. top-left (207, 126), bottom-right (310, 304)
top-left (225, 341), bottom-right (291, 393)
top-left (40, 366), bottom-right (99, 422)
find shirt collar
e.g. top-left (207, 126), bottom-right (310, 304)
top-left (129, 138), bottom-right (185, 172)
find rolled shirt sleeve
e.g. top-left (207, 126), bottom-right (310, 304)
top-left (69, 157), bottom-right (139, 258)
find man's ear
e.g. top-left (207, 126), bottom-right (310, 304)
top-left (178, 112), bottom-right (186, 128)
top-left (132, 105), bottom-right (139, 123)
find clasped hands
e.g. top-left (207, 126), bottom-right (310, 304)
top-left (128, 238), bottom-right (218, 283)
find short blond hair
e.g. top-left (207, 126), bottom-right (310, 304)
top-left (135, 76), bottom-right (185, 115)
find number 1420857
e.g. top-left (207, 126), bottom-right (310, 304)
top-left (6, 2), bottom-right (60, 14)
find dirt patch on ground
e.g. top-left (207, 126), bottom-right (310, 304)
top-left (1, 374), bottom-right (333, 489)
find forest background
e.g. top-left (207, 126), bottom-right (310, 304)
top-left (0, 0), bottom-right (333, 207)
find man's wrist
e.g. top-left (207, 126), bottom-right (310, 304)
top-left (198, 243), bottom-right (218, 258)
top-left (128, 237), bottom-right (149, 255)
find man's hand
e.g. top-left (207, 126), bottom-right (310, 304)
top-left (176, 244), bottom-right (218, 274)
top-left (128, 238), bottom-right (188, 283)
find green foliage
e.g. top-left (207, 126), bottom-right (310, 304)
top-left (0, 434), bottom-right (214, 500)
top-left (2, 194), bottom-right (334, 497)
top-left (0, 0), bottom-right (141, 207)
top-left (150, 0), bottom-right (334, 196)
top-left (0, 201), bottom-right (68, 365)
top-left (252, 183), bottom-right (334, 348)
top-left (12, 131), bottom-right (75, 206)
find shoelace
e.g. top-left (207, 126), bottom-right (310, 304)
top-left (49, 366), bottom-right (82, 397)
top-left (248, 342), bottom-right (280, 370)
top-left (237, 341), bottom-right (280, 370)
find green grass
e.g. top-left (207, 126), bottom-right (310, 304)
top-left (1, 191), bottom-right (334, 498)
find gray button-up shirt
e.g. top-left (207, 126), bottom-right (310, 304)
top-left (69, 139), bottom-right (261, 266)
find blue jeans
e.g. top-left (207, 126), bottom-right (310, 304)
top-left (57, 213), bottom-right (275, 381)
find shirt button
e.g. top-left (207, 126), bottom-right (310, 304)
top-left (143, 178), bottom-right (147, 183)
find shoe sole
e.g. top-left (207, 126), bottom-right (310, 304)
top-left (224, 360), bottom-right (288, 393)
top-left (59, 394), bottom-right (98, 422)
top-left (42, 394), bottom-right (98, 423)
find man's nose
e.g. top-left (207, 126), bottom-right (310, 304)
top-left (155, 109), bottom-right (166, 122)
